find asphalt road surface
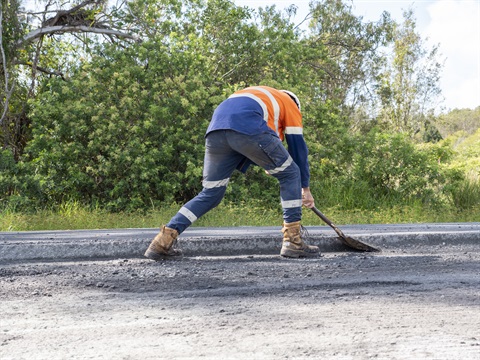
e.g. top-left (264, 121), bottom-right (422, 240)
top-left (1, 241), bottom-right (479, 360)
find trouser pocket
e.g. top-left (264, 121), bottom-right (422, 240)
top-left (257, 134), bottom-right (289, 169)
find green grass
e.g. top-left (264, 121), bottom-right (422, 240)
top-left (1, 200), bottom-right (478, 232)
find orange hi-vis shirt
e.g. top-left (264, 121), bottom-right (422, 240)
top-left (228, 86), bottom-right (303, 140)
top-left (206, 86), bottom-right (310, 188)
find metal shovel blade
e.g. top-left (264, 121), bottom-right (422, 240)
top-left (311, 207), bottom-right (380, 252)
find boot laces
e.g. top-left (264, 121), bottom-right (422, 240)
top-left (300, 225), bottom-right (311, 241)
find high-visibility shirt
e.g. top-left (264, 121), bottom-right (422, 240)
top-left (206, 86), bottom-right (310, 188)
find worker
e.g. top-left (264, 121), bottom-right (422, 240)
top-left (144, 85), bottom-right (319, 259)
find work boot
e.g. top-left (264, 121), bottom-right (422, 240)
top-left (280, 221), bottom-right (320, 258)
top-left (144, 225), bottom-right (182, 260)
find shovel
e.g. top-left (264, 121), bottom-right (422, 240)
top-left (311, 206), bottom-right (380, 252)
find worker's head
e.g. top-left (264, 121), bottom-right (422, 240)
top-left (280, 90), bottom-right (301, 111)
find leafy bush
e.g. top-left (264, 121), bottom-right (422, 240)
top-left (0, 149), bottom-right (42, 211)
top-left (449, 171), bottom-right (480, 210)
top-left (23, 41), bottom-right (217, 211)
top-left (349, 130), bottom-right (454, 203)
top-left (441, 129), bottom-right (480, 209)
top-left (0, 149), bottom-right (17, 204)
top-left (308, 129), bottom-right (462, 209)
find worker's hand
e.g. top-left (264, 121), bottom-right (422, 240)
top-left (302, 187), bottom-right (315, 208)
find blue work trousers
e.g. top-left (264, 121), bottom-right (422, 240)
top-left (167, 130), bottom-right (303, 234)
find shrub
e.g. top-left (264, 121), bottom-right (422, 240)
top-left (24, 41), bottom-right (217, 211)
top-left (449, 171), bottom-right (480, 210)
top-left (348, 129), bottom-right (453, 205)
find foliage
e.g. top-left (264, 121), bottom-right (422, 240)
top-left (439, 129), bottom-right (480, 209)
top-left (0, 148), bottom-right (16, 199)
top-left (1, 0), bottom-right (28, 158)
top-left (349, 130), bottom-right (452, 202)
top-left (18, 0), bottom-right (339, 211)
top-left (1, 0), bottom-right (140, 158)
top-left (1, 0), bottom-right (477, 218)
top-left (307, 0), bottom-right (394, 110)
top-left (442, 129), bottom-right (480, 174)
top-left (435, 107), bottom-right (480, 137)
top-left (375, 9), bottom-right (443, 137)
top-left (24, 40), bottom-right (216, 210)
top-left (1, 0), bottom-right (24, 57)
top-left (307, 129), bottom-right (462, 210)
top-left (448, 172), bottom-right (480, 210)
top-left (2, 199), bottom-right (478, 232)
top-left (0, 147), bottom-right (41, 210)
top-left (453, 128), bottom-right (480, 159)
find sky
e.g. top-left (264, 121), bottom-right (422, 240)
top-left (234, 0), bottom-right (480, 112)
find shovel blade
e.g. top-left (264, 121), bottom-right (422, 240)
top-left (311, 206), bottom-right (380, 252)
top-left (339, 235), bottom-right (380, 252)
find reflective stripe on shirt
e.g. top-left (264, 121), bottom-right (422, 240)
top-left (229, 87), bottom-right (281, 135)
top-left (284, 126), bottom-right (303, 135)
top-left (249, 86), bottom-right (280, 135)
top-left (228, 93), bottom-right (268, 122)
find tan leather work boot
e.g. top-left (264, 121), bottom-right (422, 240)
top-left (144, 225), bottom-right (182, 260)
top-left (280, 221), bottom-right (320, 258)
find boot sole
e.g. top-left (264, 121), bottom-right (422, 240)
top-left (280, 248), bottom-right (320, 258)
top-left (144, 249), bottom-right (182, 261)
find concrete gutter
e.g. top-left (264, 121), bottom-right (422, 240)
top-left (1, 223), bottom-right (480, 262)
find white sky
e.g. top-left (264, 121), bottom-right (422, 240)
top-left (234, 0), bottom-right (480, 112)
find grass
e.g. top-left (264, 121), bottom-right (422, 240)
top-left (1, 200), bottom-right (478, 232)
top-left (450, 171), bottom-right (480, 210)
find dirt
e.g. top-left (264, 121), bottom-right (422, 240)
top-left (1, 244), bottom-right (480, 359)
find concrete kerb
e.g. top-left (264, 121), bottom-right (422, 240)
top-left (1, 223), bottom-right (480, 262)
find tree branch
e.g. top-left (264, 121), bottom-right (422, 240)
top-left (18, 25), bottom-right (140, 48)
top-left (16, 60), bottom-right (67, 80)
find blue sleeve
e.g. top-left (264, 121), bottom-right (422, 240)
top-left (285, 133), bottom-right (310, 188)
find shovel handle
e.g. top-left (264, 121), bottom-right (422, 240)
top-left (311, 206), bottom-right (346, 238)
top-left (311, 206), bottom-right (333, 226)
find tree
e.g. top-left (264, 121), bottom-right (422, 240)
top-left (1, 0), bottom-right (24, 153)
top-left (306, 0), bottom-right (393, 112)
top-left (375, 9), bottom-right (443, 137)
top-left (1, 0), bottom-right (139, 159)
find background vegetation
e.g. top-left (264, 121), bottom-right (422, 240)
top-left (1, 0), bottom-right (479, 230)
